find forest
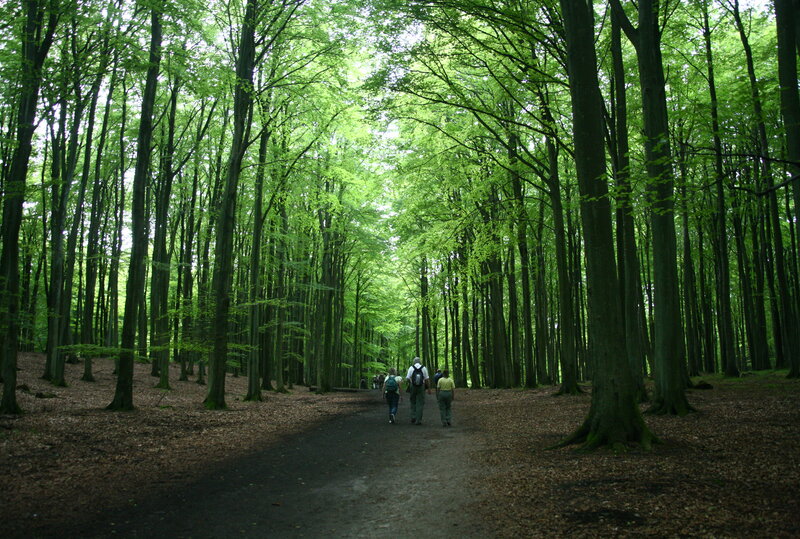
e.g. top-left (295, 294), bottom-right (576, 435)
top-left (1, 0), bottom-right (799, 453)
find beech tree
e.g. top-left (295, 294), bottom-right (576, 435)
top-left (773, 0), bottom-right (800, 378)
top-left (610, 0), bottom-right (693, 415)
top-left (0, 0), bottom-right (60, 414)
top-left (556, 0), bottom-right (654, 450)
top-left (205, 0), bottom-right (261, 410)
top-left (108, 5), bottom-right (161, 411)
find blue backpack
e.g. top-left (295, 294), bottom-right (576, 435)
top-left (385, 376), bottom-right (399, 393)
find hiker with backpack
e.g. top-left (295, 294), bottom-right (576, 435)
top-left (383, 368), bottom-right (403, 424)
top-left (405, 357), bottom-right (431, 425)
top-left (433, 368), bottom-right (443, 386)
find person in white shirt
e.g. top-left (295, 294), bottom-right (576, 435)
top-left (405, 357), bottom-right (430, 425)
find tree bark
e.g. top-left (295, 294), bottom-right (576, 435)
top-left (1, 0), bottom-right (59, 414)
top-left (700, 0), bottom-right (738, 377)
top-left (151, 77), bottom-right (180, 390)
top-left (205, 0), bottom-right (259, 408)
top-left (611, 9), bottom-right (648, 400)
top-left (82, 50), bottom-right (118, 382)
top-left (108, 7), bottom-right (161, 411)
top-left (273, 197), bottom-right (289, 393)
top-left (244, 127), bottom-right (269, 401)
top-left (774, 0), bottom-right (800, 378)
top-left (556, 0), bottom-right (654, 450)
top-left (509, 135), bottom-right (536, 388)
top-left (611, 0), bottom-right (692, 415)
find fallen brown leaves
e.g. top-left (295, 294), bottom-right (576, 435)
top-left (0, 353), bottom-right (368, 537)
top-left (1, 353), bottom-right (799, 538)
top-left (458, 375), bottom-right (800, 538)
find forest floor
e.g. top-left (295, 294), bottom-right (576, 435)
top-left (1, 353), bottom-right (799, 538)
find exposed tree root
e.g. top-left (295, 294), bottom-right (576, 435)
top-left (202, 399), bottom-right (227, 410)
top-left (555, 383), bottom-right (585, 396)
top-left (0, 402), bottom-right (22, 415)
top-left (646, 398), bottom-right (695, 416)
top-left (105, 401), bottom-right (134, 412)
top-left (550, 411), bottom-right (659, 452)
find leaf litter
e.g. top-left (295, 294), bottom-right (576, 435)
top-left (1, 352), bottom-right (799, 538)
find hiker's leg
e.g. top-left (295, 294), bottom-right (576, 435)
top-left (411, 386), bottom-right (424, 422)
top-left (444, 392), bottom-right (452, 422)
top-left (438, 394), bottom-right (447, 424)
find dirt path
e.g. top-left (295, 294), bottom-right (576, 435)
top-left (64, 391), bottom-right (491, 538)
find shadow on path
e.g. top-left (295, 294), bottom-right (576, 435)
top-left (68, 391), bottom-right (491, 538)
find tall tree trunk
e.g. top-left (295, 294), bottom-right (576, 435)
top-left (66, 64), bottom-right (106, 382)
top-left (612, 0), bottom-right (692, 415)
top-left (701, 0), bottom-right (738, 377)
top-left (205, 0), bottom-right (258, 408)
top-left (462, 272), bottom-right (479, 388)
top-left (729, 0), bottom-right (784, 370)
top-left (677, 137), bottom-right (703, 377)
top-left (611, 9), bottom-right (647, 400)
top-left (179, 165), bottom-right (200, 382)
top-left (56, 100), bottom-right (91, 380)
top-left (487, 253), bottom-right (508, 388)
top-left (0, 0), bottom-right (59, 414)
top-left (108, 7), bottom-right (161, 411)
top-left (556, 0), bottom-right (654, 450)
top-left (533, 199), bottom-right (551, 385)
top-left (47, 40), bottom-right (94, 384)
top-left (59, 15), bottom-right (113, 376)
top-left (774, 0), bottom-right (800, 378)
top-left (196, 107), bottom-right (228, 385)
top-left (44, 97), bottom-right (69, 385)
top-left (274, 197), bottom-right (289, 393)
top-left (244, 128), bottom-right (269, 401)
top-left (549, 152), bottom-right (580, 395)
top-left (506, 245), bottom-right (521, 386)
top-left (509, 135), bottom-right (536, 388)
top-left (696, 223), bottom-right (717, 372)
top-left (152, 77), bottom-right (181, 390)
top-left (82, 52), bottom-right (118, 383)
top-left (731, 190), bottom-right (763, 370)
top-left (316, 197), bottom-right (335, 392)
top-left (104, 75), bottom-right (130, 354)
top-left (748, 194), bottom-right (771, 370)
top-left (420, 256), bottom-right (431, 367)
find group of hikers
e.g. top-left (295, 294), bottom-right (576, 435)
top-left (380, 357), bottom-right (456, 427)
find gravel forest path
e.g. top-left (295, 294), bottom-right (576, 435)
top-left (64, 390), bottom-right (492, 538)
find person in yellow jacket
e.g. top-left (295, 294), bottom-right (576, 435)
top-left (436, 369), bottom-right (456, 427)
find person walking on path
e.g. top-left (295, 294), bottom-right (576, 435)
top-left (383, 368), bottom-right (403, 424)
top-left (436, 369), bottom-right (455, 427)
top-left (405, 357), bottom-right (430, 425)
